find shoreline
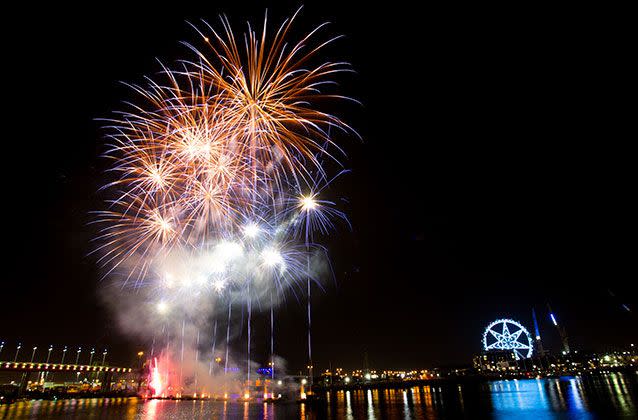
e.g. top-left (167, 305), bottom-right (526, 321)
top-left (3, 368), bottom-right (635, 405)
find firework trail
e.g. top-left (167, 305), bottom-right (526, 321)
top-left (95, 8), bottom-right (355, 396)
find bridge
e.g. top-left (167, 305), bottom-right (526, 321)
top-left (0, 360), bottom-right (138, 397)
top-left (0, 361), bottom-right (133, 374)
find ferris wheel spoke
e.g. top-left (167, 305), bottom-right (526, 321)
top-left (509, 329), bottom-right (523, 342)
top-left (486, 342), bottom-right (501, 350)
top-left (488, 329), bottom-right (503, 341)
top-left (510, 341), bottom-right (528, 349)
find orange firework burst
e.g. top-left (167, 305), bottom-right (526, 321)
top-left (185, 8), bottom-right (358, 185)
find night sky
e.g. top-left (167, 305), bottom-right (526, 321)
top-left (1, 2), bottom-right (635, 372)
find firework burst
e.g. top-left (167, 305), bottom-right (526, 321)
top-left (96, 10), bottom-right (354, 284)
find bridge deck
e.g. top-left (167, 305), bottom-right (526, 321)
top-left (0, 361), bottom-right (133, 373)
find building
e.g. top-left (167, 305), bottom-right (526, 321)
top-left (473, 350), bottom-right (518, 373)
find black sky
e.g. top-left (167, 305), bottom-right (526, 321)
top-left (1, 2), bottom-right (635, 371)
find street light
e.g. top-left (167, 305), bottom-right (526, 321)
top-left (44, 345), bottom-right (53, 382)
top-left (14, 343), bottom-right (22, 362)
top-left (75, 348), bottom-right (83, 382)
top-left (30, 347), bottom-right (37, 363)
top-left (102, 349), bottom-right (108, 366)
top-left (89, 348), bottom-right (96, 366)
top-left (0, 341), bottom-right (4, 359)
top-left (61, 346), bottom-right (68, 364)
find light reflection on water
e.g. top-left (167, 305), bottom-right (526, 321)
top-left (0, 372), bottom-right (635, 419)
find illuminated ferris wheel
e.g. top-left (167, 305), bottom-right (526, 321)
top-left (482, 318), bottom-right (533, 360)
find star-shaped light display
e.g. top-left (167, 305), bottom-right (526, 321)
top-left (482, 318), bottom-right (533, 360)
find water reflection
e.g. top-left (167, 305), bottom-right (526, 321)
top-left (0, 372), bottom-right (635, 419)
top-left (345, 390), bottom-right (353, 419)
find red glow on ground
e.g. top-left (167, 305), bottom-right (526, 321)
top-left (150, 357), bottom-right (163, 397)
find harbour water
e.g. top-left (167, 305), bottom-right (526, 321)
top-left (1, 372), bottom-right (635, 419)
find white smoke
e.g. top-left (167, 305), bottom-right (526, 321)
top-left (100, 241), bottom-right (330, 396)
